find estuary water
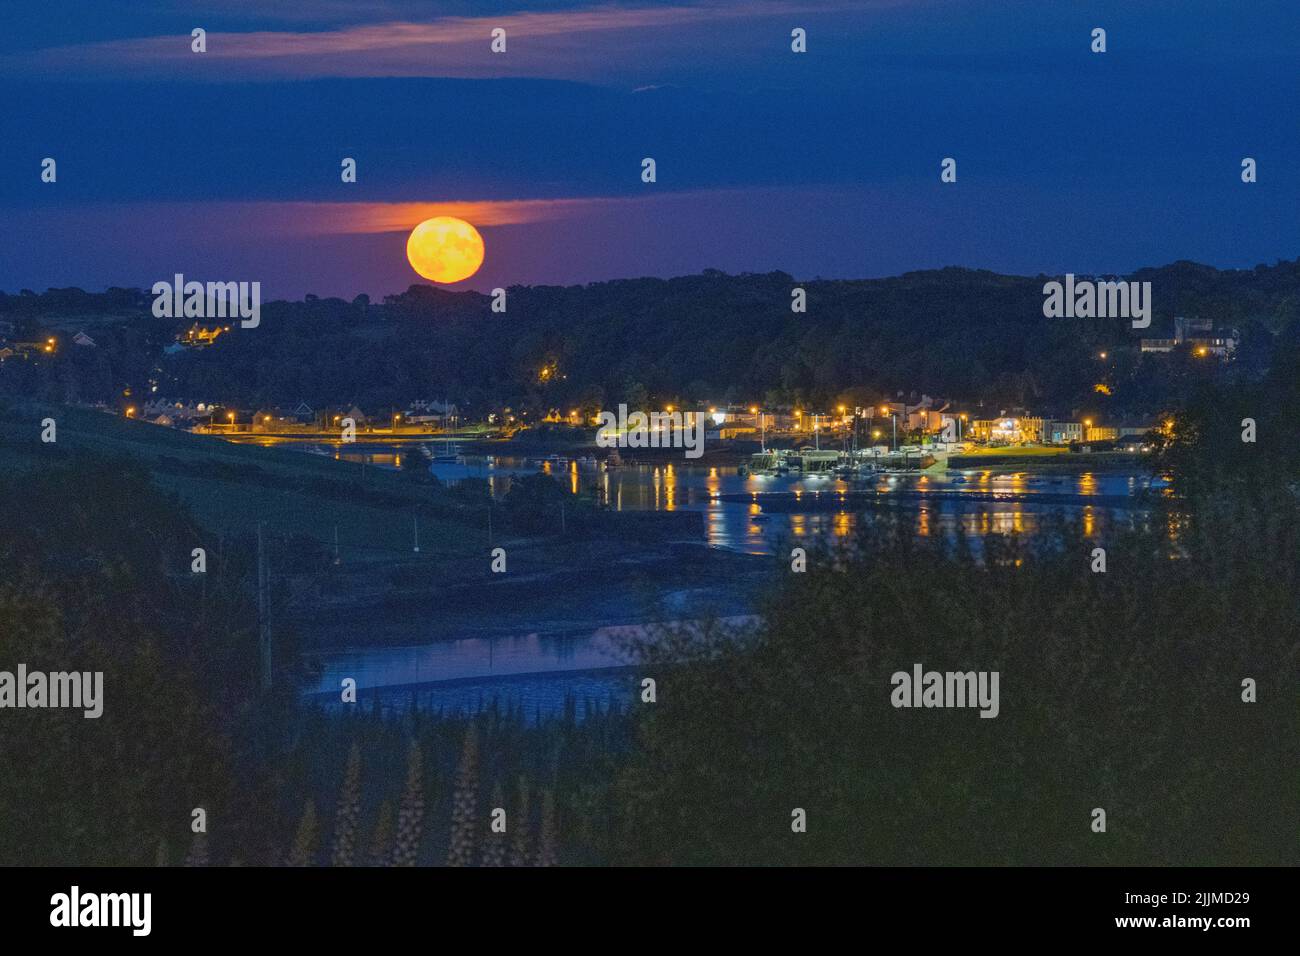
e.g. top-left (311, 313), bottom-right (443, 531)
top-left (289, 444), bottom-right (1166, 717)
top-left (425, 454), bottom-right (1169, 555)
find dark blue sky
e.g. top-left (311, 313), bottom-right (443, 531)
top-left (2, 0), bottom-right (1297, 298)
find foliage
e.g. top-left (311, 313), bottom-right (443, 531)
top-left (7, 262), bottom-right (1299, 418)
top-left (0, 457), bottom-right (266, 864)
top-left (609, 379), bottom-right (1300, 863)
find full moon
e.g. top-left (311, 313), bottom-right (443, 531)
top-left (405, 216), bottom-right (485, 283)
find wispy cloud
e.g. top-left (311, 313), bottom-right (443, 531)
top-left (263, 197), bottom-right (638, 234)
top-left (20, 196), bottom-right (642, 239)
top-left (1, 1), bottom-right (869, 81)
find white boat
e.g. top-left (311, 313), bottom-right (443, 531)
top-left (431, 440), bottom-right (462, 463)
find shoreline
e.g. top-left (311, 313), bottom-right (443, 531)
top-left (217, 430), bottom-right (1155, 475)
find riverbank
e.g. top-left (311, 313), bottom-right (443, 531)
top-left (718, 487), bottom-right (1147, 512)
top-left (947, 450), bottom-right (1153, 473)
top-left (460, 436), bottom-right (757, 465)
top-left (290, 534), bottom-right (771, 651)
top-left (0, 403), bottom-right (771, 656)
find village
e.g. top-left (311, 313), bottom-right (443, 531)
top-left (0, 308), bottom-right (1236, 479)
top-left (126, 392), bottom-right (1163, 473)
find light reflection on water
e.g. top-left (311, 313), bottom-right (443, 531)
top-left (306, 632), bottom-right (634, 721)
top-left (304, 624), bottom-right (637, 721)
top-left (309, 627), bottom-right (636, 693)
top-left (285, 443), bottom-right (1167, 715)
top-left (304, 617), bottom-right (760, 721)
top-left (413, 454), bottom-right (1166, 556)
top-left (292, 443), bottom-right (1166, 555)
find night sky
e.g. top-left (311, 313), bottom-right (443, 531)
top-left (2, 0), bottom-right (1297, 299)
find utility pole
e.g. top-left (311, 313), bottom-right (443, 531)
top-left (333, 525), bottom-right (341, 565)
top-left (412, 514), bottom-right (420, 553)
top-left (257, 522), bottom-right (271, 691)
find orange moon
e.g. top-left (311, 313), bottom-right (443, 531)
top-left (405, 216), bottom-right (485, 283)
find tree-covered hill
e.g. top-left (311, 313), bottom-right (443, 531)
top-left (3, 258), bottom-right (1296, 417)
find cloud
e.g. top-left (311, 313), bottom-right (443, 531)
top-left (0, 2), bottom-right (866, 81)
top-left (265, 197), bottom-right (638, 234)
top-left (15, 196), bottom-right (642, 240)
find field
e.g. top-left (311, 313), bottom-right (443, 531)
top-left (0, 400), bottom-right (487, 561)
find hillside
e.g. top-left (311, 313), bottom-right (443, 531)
top-left (0, 400), bottom-right (483, 559)
top-left (2, 259), bottom-right (1297, 417)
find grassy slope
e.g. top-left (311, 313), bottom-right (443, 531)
top-left (0, 401), bottom-right (486, 559)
